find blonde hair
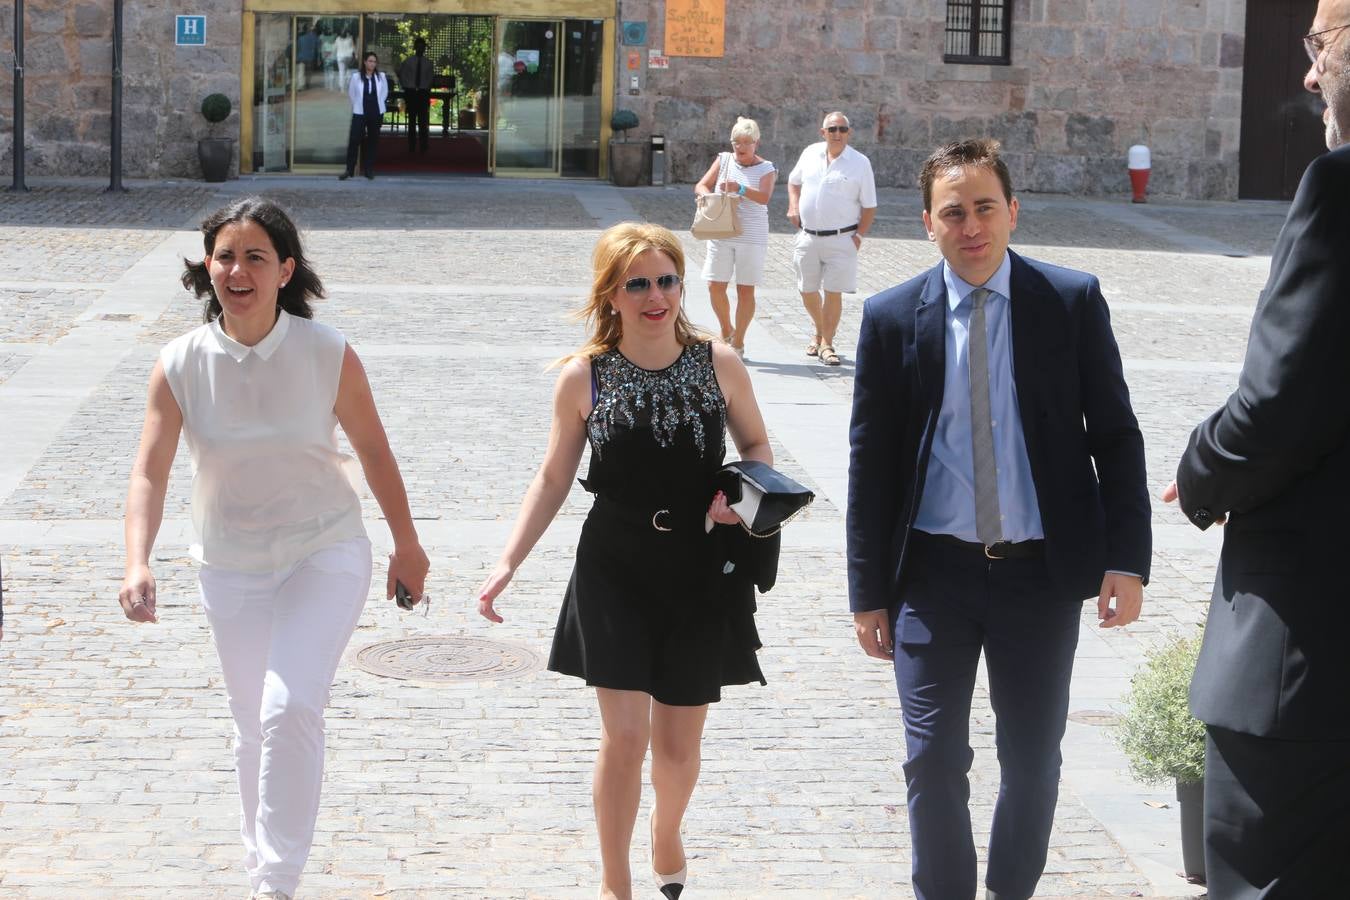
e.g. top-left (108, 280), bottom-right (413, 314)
top-left (730, 116), bottom-right (760, 142)
top-left (562, 223), bottom-right (706, 364)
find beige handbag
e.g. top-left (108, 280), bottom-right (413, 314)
top-left (691, 152), bottom-right (743, 240)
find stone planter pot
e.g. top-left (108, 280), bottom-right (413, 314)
top-left (197, 138), bottom-right (234, 183)
top-left (609, 139), bottom-right (645, 187)
top-left (1176, 778), bottom-right (1206, 883)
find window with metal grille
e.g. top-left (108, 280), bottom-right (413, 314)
top-left (944, 0), bottom-right (1012, 65)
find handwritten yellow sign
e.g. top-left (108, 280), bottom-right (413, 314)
top-left (666, 0), bottom-right (725, 58)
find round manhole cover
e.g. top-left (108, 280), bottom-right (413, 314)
top-left (352, 636), bottom-right (542, 683)
top-left (1067, 709), bottom-right (1121, 727)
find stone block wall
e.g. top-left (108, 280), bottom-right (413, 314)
top-left (0, 0), bottom-right (1247, 195)
top-left (0, 0), bottom-right (242, 180)
top-left (617, 0), bottom-right (1247, 199)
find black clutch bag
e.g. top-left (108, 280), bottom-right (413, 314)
top-left (713, 460), bottom-right (815, 537)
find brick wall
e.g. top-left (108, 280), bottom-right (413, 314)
top-left (617, 0), bottom-right (1246, 199)
top-left (0, 0), bottom-right (242, 180)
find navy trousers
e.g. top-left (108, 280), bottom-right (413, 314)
top-left (893, 532), bottom-right (1081, 900)
top-left (344, 113), bottom-right (381, 177)
top-left (404, 88), bottom-right (430, 151)
top-left (1204, 726), bottom-right (1350, 899)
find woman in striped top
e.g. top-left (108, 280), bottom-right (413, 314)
top-left (694, 117), bottom-right (777, 358)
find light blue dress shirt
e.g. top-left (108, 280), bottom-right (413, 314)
top-left (913, 254), bottom-right (1045, 543)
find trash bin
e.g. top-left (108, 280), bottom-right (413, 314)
top-left (651, 134), bottom-right (666, 186)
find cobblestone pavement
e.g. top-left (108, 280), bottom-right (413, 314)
top-left (0, 175), bottom-right (1285, 898)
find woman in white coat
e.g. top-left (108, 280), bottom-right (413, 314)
top-left (340, 51), bottom-right (388, 180)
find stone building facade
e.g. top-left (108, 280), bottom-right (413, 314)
top-left (0, 0), bottom-right (241, 180)
top-left (624, 0), bottom-right (1247, 199)
top-left (0, 0), bottom-right (1266, 199)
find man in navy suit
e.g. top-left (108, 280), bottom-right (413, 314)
top-left (847, 139), bottom-right (1151, 900)
top-left (1163, 1), bottom-right (1350, 894)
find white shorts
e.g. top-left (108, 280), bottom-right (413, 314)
top-left (793, 231), bottom-right (859, 294)
top-left (702, 239), bottom-right (768, 286)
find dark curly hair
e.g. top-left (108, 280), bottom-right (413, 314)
top-left (181, 197), bottom-right (324, 322)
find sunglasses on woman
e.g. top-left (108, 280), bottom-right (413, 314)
top-left (622, 274), bottom-right (683, 295)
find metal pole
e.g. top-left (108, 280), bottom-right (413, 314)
top-left (10, 0), bottom-right (29, 192)
top-left (108, 0), bottom-right (124, 192)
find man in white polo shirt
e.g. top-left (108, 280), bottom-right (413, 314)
top-left (787, 111), bottom-right (878, 366)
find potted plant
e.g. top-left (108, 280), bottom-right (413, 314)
top-left (1115, 632), bottom-right (1207, 884)
top-left (609, 109), bottom-right (644, 187)
top-left (197, 93), bottom-right (234, 183)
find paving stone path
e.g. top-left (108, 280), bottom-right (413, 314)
top-left (0, 175), bottom-right (1285, 898)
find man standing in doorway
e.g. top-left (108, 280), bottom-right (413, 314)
top-left (398, 37), bottom-right (434, 154)
top-left (848, 139), bottom-right (1150, 900)
top-left (786, 111), bottom-right (877, 366)
top-left (1163, 1), bottom-right (1350, 894)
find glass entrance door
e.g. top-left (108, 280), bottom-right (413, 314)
top-left (253, 13), bottom-right (294, 172)
top-left (560, 20), bottom-right (603, 177)
top-left (252, 13), bottom-right (359, 171)
top-left (493, 19), bottom-right (561, 174)
top-left (293, 15), bottom-right (360, 168)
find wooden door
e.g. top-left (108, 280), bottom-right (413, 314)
top-left (1240, 0), bottom-right (1326, 199)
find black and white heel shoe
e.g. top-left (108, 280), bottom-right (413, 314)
top-left (654, 865), bottom-right (687, 899)
top-left (650, 812), bottom-right (687, 899)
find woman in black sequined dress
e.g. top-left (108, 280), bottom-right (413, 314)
top-left (477, 223), bottom-right (774, 900)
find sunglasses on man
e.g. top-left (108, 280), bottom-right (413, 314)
top-left (824, 125), bottom-right (850, 134)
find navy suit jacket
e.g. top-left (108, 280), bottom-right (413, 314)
top-left (1179, 145), bottom-right (1350, 740)
top-left (846, 250), bottom-right (1151, 613)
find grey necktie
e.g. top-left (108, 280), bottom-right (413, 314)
top-left (967, 287), bottom-right (1003, 545)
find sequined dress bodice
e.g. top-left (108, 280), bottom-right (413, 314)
top-left (582, 342), bottom-right (727, 508)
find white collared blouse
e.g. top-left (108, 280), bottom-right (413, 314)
top-left (159, 310), bottom-right (367, 572)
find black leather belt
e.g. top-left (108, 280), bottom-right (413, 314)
top-left (911, 530), bottom-right (1044, 560)
top-left (802, 224), bottom-right (858, 236)
top-left (589, 495), bottom-right (704, 534)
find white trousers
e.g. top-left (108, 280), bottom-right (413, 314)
top-left (198, 536), bottom-right (371, 897)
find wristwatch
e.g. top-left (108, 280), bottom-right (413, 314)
top-left (737, 183), bottom-right (746, 196)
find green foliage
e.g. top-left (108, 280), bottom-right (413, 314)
top-left (200, 93), bottom-right (232, 124)
top-left (611, 109), bottom-right (639, 141)
top-left (394, 20), bottom-right (433, 63)
top-left (454, 32), bottom-right (492, 109)
top-left (1115, 633), bottom-right (1207, 785)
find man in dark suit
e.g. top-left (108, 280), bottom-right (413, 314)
top-left (847, 138), bottom-right (1151, 900)
top-left (1163, 2), bottom-right (1350, 894)
top-left (397, 38), bottom-right (433, 154)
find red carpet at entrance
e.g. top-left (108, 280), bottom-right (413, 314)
top-left (376, 132), bottom-right (488, 174)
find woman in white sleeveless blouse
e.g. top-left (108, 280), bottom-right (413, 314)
top-left (118, 198), bottom-right (430, 900)
top-left (694, 117), bottom-right (777, 358)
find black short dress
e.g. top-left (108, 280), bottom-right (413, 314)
top-left (547, 341), bottom-right (770, 706)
